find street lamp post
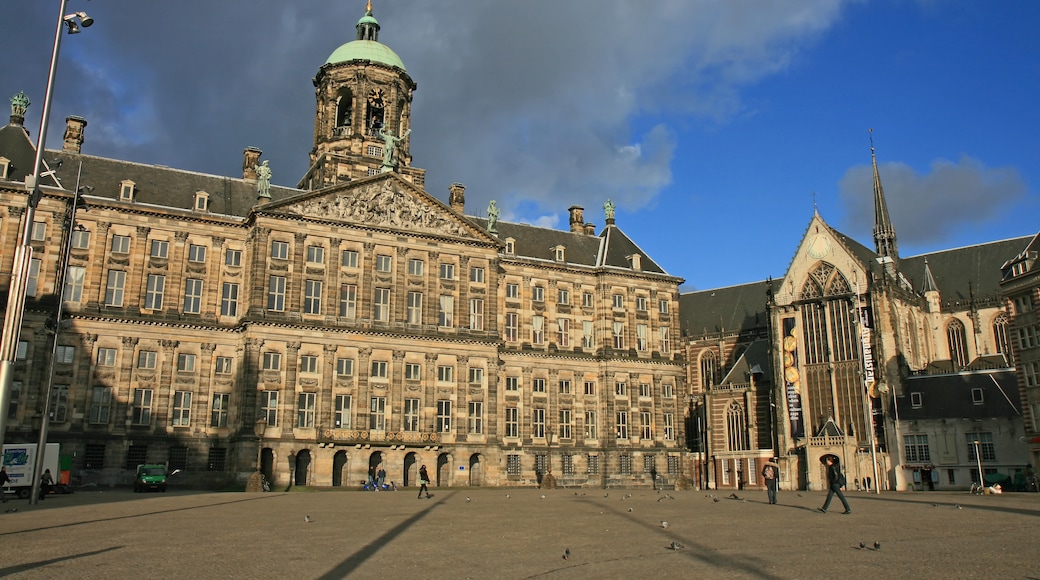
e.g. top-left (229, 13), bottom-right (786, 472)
top-left (974, 440), bottom-right (984, 488)
top-left (29, 166), bottom-right (89, 506)
top-left (0, 0), bottom-right (93, 448)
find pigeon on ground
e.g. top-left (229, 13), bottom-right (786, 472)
top-left (506, 494), bottom-right (510, 499)
top-left (305, 515), bottom-right (313, 523)
top-left (873, 541), bottom-right (880, 551)
top-left (713, 496), bottom-right (720, 503)
top-left (466, 496), bottom-right (471, 503)
top-left (604, 493), bottom-right (609, 498)
top-left (661, 521), bottom-right (669, 528)
top-left (628, 507), bottom-right (634, 512)
top-left (563, 548), bottom-right (570, 561)
top-left (931, 503), bottom-right (938, 508)
top-left (670, 542), bottom-right (685, 551)
top-left (955, 505), bottom-right (963, 510)
top-left (540, 494), bottom-right (546, 499)
top-left (859, 542), bottom-right (865, 549)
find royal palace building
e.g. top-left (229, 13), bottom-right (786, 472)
top-left (0, 6), bottom-right (686, 490)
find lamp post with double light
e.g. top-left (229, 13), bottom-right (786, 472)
top-left (0, 0), bottom-right (93, 449)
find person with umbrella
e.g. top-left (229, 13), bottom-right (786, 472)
top-left (762, 460), bottom-right (779, 505)
top-left (818, 454), bottom-right (851, 514)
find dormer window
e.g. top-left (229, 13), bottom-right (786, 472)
top-left (552, 245), bottom-right (565, 262)
top-left (0, 156), bottom-right (10, 180)
top-left (119, 180), bottom-right (135, 202)
top-left (193, 191), bottom-right (209, 212)
top-left (627, 254), bottom-right (642, 271)
top-left (504, 238), bottom-right (515, 255)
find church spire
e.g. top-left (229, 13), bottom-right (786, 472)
top-left (870, 129), bottom-right (899, 276)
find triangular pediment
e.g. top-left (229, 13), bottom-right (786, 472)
top-left (260, 173), bottom-right (495, 243)
top-left (775, 214), bottom-right (875, 303)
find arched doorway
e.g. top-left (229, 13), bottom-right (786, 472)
top-left (295, 449), bottom-right (311, 486)
top-left (437, 453), bottom-right (453, 487)
top-left (332, 451), bottom-right (349, 487)
top-left (468, 453), bottom-right (483, 486)
top-left (404, 452), bottom-right (418, 487)
top-left (260, 448), bottom-right (274, 483)
top-left (368, 451), bottom-right (385, 485)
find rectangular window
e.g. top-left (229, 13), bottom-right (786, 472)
top-left (172, 391), bottom-right (192, 427)
top-left (640, 411), bottom-right (652, 439)
top-left (144, 274), bottom-right (166, 310)
top-left (211, 393), bottom-right (230, 428)
top-left (505, 312), bottom-right (518, 342)
top-left (214, 356), bottom-right (233, 374)
top-left (613, 322), bottom-right (625, 349)
top-left (50, 385), bottom-right (69, 423)
top-left (370, 360), bottom-right (388, 379)
top-left (306, 245), bottom-right (324, 265)
top-left (150, 239), bottom-right (169, 258)
top-left (31, 221), bottom-right (46, 241)
top-left (183, 278), bottom-right (203, 314)
top-left (507, 454), bottom-right (521, 475)
top-left (404, 398), bottom-right (420, 431)
top-left (300, 355), bottom-right (318, 374)
top-left (221, 282), bottom-right (239, 316)
top-left (469, 298), bottom-right (484, 331)
top-left (662, 383), bottom-right (674, 398)
top-left (904, 434), bottom-right (930, 462)
top-left (126, 445), bottom-right (148, 470)
top-left (532, 378), bottom-right (546, 393)
top-left (585, 411), bottom-right (597, 439)
top-left (615, 381), bottom-right (627, 396)
top-left (404, 362), bottom-right (422, 380)
top-left (70, 229), bottom-right (90, 249)
top-left (966, 432), bottom-right (996, 462)
top-left (89, 386), bottom-right (112, 424)
top-left (188, 244), bottom-right (207, 263)
top-left (582, 292), bottom-right (594, 308)
top-left (437, 365), bottom-right (454, 383)
top-left (110, 234), bottom-right (131, 254)
top-left (55, 345), bottom-right (75, 364)
top-left (335, 394), bottom-right (352, 428)
top-left (559, 409), bottom-right (572, 439)
top-left (408, 258), bottom-right (424, 276)
top-left (620, 454), bottom-right (632, 475)
top-left (468, 402), bottom-right (483, 434)
top-left (616, 411), bottom-right (628, 439)
top-left (583, 320), bottom-right (595, 348)
top-left (636, 324), bottom-right (648, 351)
top-left (370, 397), bottom-right (386, 430)
top-left (339, 284), bottom-right (357, 318)
top-left (105, 270), bottom-right (126, 306)
top-left (297, 393), bottom-right (316, 428)
top-left (584, 381), bottom-right (596, 396)
top-left (83, 444), bottom-right (106, 469)
top-left (505, 407), bottom-right (519, 438)
top-left (971, 388), bottom-right (984, 405)
top-left (644, 455), bottom-right (656, 474)
top-left (532, 408), bottom-right (546, 438)
top-left (470, 266), bottom-right (485, 283)
top-left (262, 352), bottom-right (281, 371)
top-left (271, 240), bottom-right (288, 259)
top-left (557, 288), bottom-right (570, 305)
top-left (341, 249), bottom-right (359, 268)
top-left (438, 295), bottom-right (454, 327)
top-left (137, 350), bottom-right (157, 370)
top-left (636, 296), bottom-right (647, 311)
top-left (15, 341), bottom-right (28, 361)
top-left (131, 388), bottom-right (153, 425)
top-left (439, 263), bottom-right (455, 280)
top-left (559, 379), bottom-right (572, 394)
top-left (659, 327), bottom-right (671, 353)
top-left (532, 286), bottom-right (544, 302)
top-left (506, 283), bottom-right (519, 299)
top-left (207, 448), bottom-right (227, 472)
top-left (640, 382), bottom-right (651, 398)
top-left (469, 367), bottom-right (484, 384)
top-left (64, 265), bottom-right (85, 302)
top-left (96, 347), bottom-right (117, 367)
top-left (407, 291), bottom-right (423, 324)
top-left (587, 454), bottom-right (600, 474)
top-left (659, 299), bottom-right (670, 314)
top-left (375, 254), bottom-right (392, 272)
top-left (225, 248), bottom-right (242, 266)
top-left (910, 392), bottom-right (923, 408)
top-left (374, 287), bottom-right (391, 322)
top-left (169, 447), bottom-right (188, 471)
top-left (612, 294), bottom-right (624, 309)
top-left (663, 413), bottom-right (675, 440)
top-left (267, 276), bottom-right (286, 311)
top-left (25, 258), bottom-right (40, 298)
top-left (532, 315), bottom-right (544, 344)
top-left (304, 280), bottom-right (323, 314)
top-left (336, 357), bottom-right (354, 377)
top-left (505, 376), bottom-right (519, 392)
top-left (177, 353), bottom-right (196, 372)
top-left (260, 390), bottom-right (278, 426)
top-left (557, 318), bottom-right (570, 347)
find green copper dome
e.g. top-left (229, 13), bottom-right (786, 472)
top-left (325, 40), bottom-right (406, 71)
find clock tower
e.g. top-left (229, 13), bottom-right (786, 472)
top-left (298, 1), bottom-right (426, 190)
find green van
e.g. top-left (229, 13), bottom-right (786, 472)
top-left (134, 464), bottom-right (168, 492)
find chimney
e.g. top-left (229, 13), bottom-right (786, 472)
top-left (9, 92), bottom-right (29, 127)
top-left (584, 223), bottom-right (596, 236)
top-left (568, 205), bottom-right (584, 234)
top-left (62, 116), bottom-right (87, 153)
top-left (243, 147), bottom-right (263, 180)
top-left (449, 182), bottom-right (465, 213)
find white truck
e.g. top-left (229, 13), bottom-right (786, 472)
top-left (2, 442), bottom-right (60, 500)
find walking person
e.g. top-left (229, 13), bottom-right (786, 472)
top-left (762, 461), bottom-right (779, 505)
top-left (417, 464), bottom-right (431, 499)
top-left (0, 466), bottom-right (10, 503)
top-left (41, 469), bottom-right (54, 497)
top-left (818, 455), bottom-right (851, 514)
top-left (377, 466), bottom-right (386, 489)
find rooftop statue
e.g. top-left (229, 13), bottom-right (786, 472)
top-left (603, 199), bottom-right (615, 220)
top-left (255, 160), bottom-right (272, 198)
top-left (487, 200), bottom-right (500, 234)
top-left (379, 127), bottom-right (411, 172)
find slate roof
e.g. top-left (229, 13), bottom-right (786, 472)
top-left (679, 280), bottom-right (771, 338)
top-left (896, 370), bottom-right (1022, 420)
top-left (0, 121), bottom-right (37, 183)
top-left (901, 237), bottom-right (1031, 304)
top-left (719, 339), bottom-right (771, 385)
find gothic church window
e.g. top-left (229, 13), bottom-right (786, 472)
top-left (726, 402), bottom-right (749, 451)
top-left (947, 318), bottom-right (969, 369)
top-left (993, 312), bottom-right (1012, 365)
top-left (700, 350), bottom-right (718, 390)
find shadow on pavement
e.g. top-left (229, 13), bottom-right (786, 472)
top-left (852, 494), bottom-right (1040, 518)
top-left (0, 546), bottom-right (123, 575)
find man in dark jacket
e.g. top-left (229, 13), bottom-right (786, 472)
top-left (762, 462), bottom-right (779, 505)
top-left (818, 456), bottom-right (851, 514)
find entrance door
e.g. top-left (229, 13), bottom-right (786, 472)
top-left (295, 450), bottom-right (311, 486)
top-left (332, 451), bottom-right (348, 487)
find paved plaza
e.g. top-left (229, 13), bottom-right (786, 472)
top-left (0, 485), bottom-right (1038, 579)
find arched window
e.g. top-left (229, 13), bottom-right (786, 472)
top-left (947, 318), bottom-right (969, 369)
top-left (993, 312), bottom-right (1012, 365)
top-left (905, 311), bottom-right (920, 367)
top-left (700, 350), bottom-right (718, 390)
top-left (335, 89), bottom-right (353, 128)
top-left (726, 402), bottom-right (749, 451)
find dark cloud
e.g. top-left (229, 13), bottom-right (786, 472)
top-left (837, 156), bottom-right (1026, 245)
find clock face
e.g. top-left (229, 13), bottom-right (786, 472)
top-left (807, 235), bottom-right (831, 259)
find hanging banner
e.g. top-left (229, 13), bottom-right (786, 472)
top-left (859, 305), bottom-right (876, 397)
top-left (782, 318), bottom-right (804, 439)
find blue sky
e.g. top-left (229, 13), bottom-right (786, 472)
top-left (2, 1), bottom-right (1037, 291)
